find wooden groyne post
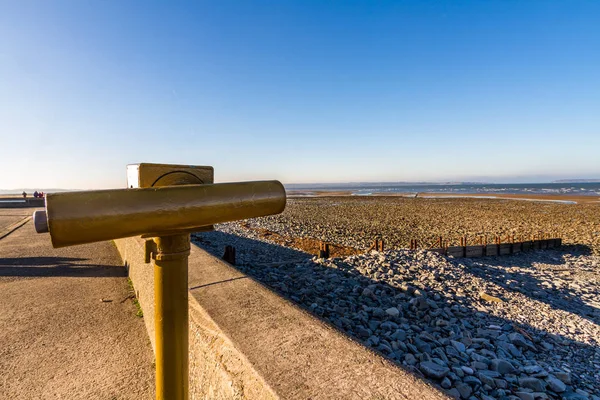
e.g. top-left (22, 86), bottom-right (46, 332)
top-left (409, 232), bottom-right (563, 259)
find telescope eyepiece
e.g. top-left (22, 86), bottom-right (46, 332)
top-left (33, 210), bottom-right (49, 233)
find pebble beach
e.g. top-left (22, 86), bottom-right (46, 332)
top-left (193, 196), bottom-right (600, 400)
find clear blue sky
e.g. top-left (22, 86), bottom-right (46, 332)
top-left (1, 1), bottom-right (599, 189)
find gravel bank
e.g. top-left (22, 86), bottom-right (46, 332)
top-left (193, 197), bottom-right (600, 399)
top-left (247, 197), bottom-right (600, 254)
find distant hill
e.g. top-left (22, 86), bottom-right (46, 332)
top-left (551, 179), bottom-right (600, 183)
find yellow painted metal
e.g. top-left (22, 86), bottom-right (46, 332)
top-left (144, 239), bottom-right (157, 263)
top-left (45, 181), bottom-right (286, 248)
top-left (39, 165), bottom-right (287, 400)
top-left (127, 163), bottom-right (213, 188)
top-left (153, 234), bottom-right (190, 400)
top-left (133, 162), bottom-right (215, 233)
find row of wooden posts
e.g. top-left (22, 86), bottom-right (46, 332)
top-left (410, 233), bottom-right (562, 258)
top-left (315, 233), bottom-right (562, 259)
top-left (220, 233), bottom-right (562, 263)
top-left (318, 242), bottom-right (331, 258)
top-left (412, 232), bottom-right (561, 249)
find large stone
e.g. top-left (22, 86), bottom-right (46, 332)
top-left (546, 376), bottom-right (566, 393)
top-left (450, 340), bottom-right (466, 353)
top-left (372, 308), bottom-right (385, 318)
top-left (561, 393), bottom-right (588, 400)
top-left (540, 341), bottom-right (554, 351)
top-left (460, 366), bottom-right (474, 375)
top-left (523, 364), bottom-right (543, 374)
top-left (446, 346), bottom-right (460, 358)
top-left (516, 392), bottom-right (535, 400)
top-left (377, 343), bottom-right (393, 354)
top-left (478, 373), bottom-right (495, 387)
top-left (455, 382), bottom-right (472, 399)
top-left (472, 361), bottom-right (488, 371)
top-left (404, 353), bottom-right (417, 365)
top-left (391, 329), bottom-right (407, 341)
top-left (498, 341), bottom-right (522, 358)
top-left (419, 361), bottom-right (450, 380)
top-left (379, 321), bottom-right (398, 331)
top-left (433, 348), bottom-right (448, 363)
top-left (509, 332), bottom-right (535, 350)
top-left (477, 370), bottom-right (500, 380)
top-left (555, 371), bottom-right (571, 385)
top-left (518, 377), bottom-right (546, 392)
top-left (415, 296), bottom-right (430, 310)
top-left (494, 378), bottom-right (508, 389)
top-left (463, 375), bottom-right (481, 387)
top-left (471, 353), bottom-right (491, 365)
top-left (356, 326), bottom-right (370, 338)
top-left (490, 359), bottom-right (516, 375)
top-left (368, 320), bottom-right (380, 331)
top-left (414, 338), bottom-right (431, 353)
top-left (446, 388), bottom-right (461, 399)
top-left (440, 377), bottom-right (452, 389)
top-left (361, 287), bottom-right (374, 297)
top-left (385, 307), bottom-right (400, 317)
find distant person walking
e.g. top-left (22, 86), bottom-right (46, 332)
top-left (22, 191), bottom-right (27, 198)
top-left (33, 191), bottom-right (39, 198)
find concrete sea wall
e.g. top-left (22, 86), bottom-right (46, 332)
top-left (114, 236), bottom-right (448, 400)
top-left (0, 198), bottom-right (45, 208)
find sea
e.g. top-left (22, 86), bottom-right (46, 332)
top-left (285, 182), bottom-right (600, 197)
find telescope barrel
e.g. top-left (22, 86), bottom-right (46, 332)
top-left (40, 180), bottom-right (286, 248)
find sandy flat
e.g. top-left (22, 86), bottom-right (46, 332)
top-left (287, 190), bottom-right (600, 204)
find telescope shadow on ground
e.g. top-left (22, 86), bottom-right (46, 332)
top-left (193, 230), bottom-right (600, 398)
top-left (0, 257), bottom-right (127, 278)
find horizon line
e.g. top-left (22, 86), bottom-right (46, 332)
top-left (2, 178), bottom-right (600, 192)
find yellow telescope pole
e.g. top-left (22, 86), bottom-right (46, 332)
top-left (152, 234), bottom-right (190, 400)
top-left (33, 177), bottom-right (287, 400)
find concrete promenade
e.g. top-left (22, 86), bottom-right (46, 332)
top-left (0, 209), bottom-right (155, 399)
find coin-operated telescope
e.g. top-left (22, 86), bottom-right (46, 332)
top-left (33, 163), bottom-right (286, 400)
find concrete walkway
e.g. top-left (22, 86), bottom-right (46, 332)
top-left (0, 210), bottom-right (155, 399)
